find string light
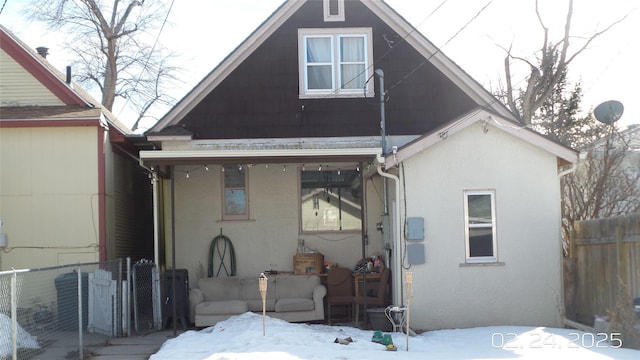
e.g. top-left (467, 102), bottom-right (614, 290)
top-left (318, 165), bottom-right (322, 172)
top-left (185, 172), bottom-right (190, 179)
top-left (338, 168), bottom-right (341, 175)
top-left (204, 165), bottom-right (209, 171)
top-left (282, 165), bottom-right (287, 172)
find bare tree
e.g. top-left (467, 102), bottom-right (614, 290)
top-left (24, 0), bottom-right (179, 131)
top-left (501, 0), bottom-right (628, 125)
top-left (561, 127), bottom-right (640, 253)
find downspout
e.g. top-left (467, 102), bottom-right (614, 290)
top-left (376, 156), bottom-right (403, 307)
top-left (97, 115), bottom-right (109, 261)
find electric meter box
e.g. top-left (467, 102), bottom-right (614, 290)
top-left (407, 243), bottom-right (425, 264)
top-left (406, 217), bottom-right (424, 241)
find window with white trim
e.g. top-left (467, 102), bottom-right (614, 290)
top-left (222, 164), bottom-right (249, 220)
top-left (298, 28), bottom-right (373, 98)
top-left (323, 0), bottom-right (344, 22)
top-left (464, 190), bottom-right (497, 263)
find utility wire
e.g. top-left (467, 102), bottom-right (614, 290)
top-left (322, 0), bottom-right (450, 99)
top-left (116, 0), bottom-right (175, 120)
top-left (387, 0), bottom-right (494, 93)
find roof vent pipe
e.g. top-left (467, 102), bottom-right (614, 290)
top-left (36, 46), bottom-right (49, 58)
top-left (66, 66), bottom-right (72, 84)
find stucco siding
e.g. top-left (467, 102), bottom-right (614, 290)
top-left (0, 48), bottom-right (64, 107)
top-left (0, 126), bottom-right (100, 269)
top-left (164, 164), bottom-right (384, 282)
top-left (400, 121), bottom-right (563, 330)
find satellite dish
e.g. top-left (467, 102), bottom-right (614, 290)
top-left (594, 100), bottom-right (624, 125)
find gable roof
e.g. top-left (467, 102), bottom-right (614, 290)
top-left (0, 25), bottom-right (131, 135)
top-left (149, 0), bottom-right (518, 134)
top-left (386, 108), bottom-right (578, 168)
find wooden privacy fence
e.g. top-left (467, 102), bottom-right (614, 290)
top-left (567, 213), bottom-right (640, 325)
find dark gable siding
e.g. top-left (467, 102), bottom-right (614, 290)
top-left (183, 1), bottom-right (476, 139)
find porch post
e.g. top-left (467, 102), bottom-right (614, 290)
top-left (170, 166), bottom-right (177, 336)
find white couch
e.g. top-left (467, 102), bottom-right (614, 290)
top-left (189, 274), bottom-right (326, 327)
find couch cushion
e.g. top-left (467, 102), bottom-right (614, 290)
top-left (195, 300), bottom-right (248, 315)
top-left (274, 275), bottom-right (319, 299)
top-left (275, 298), bottom-right (314, 312)
top-left (246, 299), bottom-right (276, 312)
top-left (198, 277), bottom-right (241, 301)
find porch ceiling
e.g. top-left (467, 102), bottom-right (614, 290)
top-left (139, 148), bottom-right (382, 167)
top-left (140, 136), bottom-right (383, 166)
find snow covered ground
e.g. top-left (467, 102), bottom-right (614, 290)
top-left (150, 312), bottom-right (640, 360)
top-left (0, 313), bottom-right (40, 357)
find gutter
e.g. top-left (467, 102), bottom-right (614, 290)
top-left (375, 156), bottom-right (403, 308)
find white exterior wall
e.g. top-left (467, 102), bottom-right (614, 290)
top-left (400, 121), bottom-right (563, 330)
top-left (0, 126), bottom-right (100, 269)
top-left (163, 164), bottom-right (384, 284)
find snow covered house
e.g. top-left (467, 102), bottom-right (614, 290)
top-left (142, 0), bottom-right (577, 330)
top-left (0, 25), bottom-right (154, 269)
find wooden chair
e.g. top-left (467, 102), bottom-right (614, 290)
top-left (326, 267), bottom-right (354, 325)
top-left (353, 267), bottom-right (390, 324)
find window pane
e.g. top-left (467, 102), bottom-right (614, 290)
top-left (341, 64), bottom-right (365, 89)
top-left (469, 227), bottom-right (493, 257)
top-left (307, 37), bottom-right (332, 62)
top-left (340, 37), bottom-right (364, 62)
top-left (224, 165), bottom-right (245, 187)
top-left (301, 169), bottom-right (361, 232)
top-left (308, 65), bottom-right (332, 89)
top-left (225, 189), bottom-right (247, 215)
top-left (467, 194), bottom-right (492, 224)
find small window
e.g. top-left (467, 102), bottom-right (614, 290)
top-left (300, 167), bottom-right (361, 232)
top-left (298, 28), bottom-right (373, 98)
top-left (222, 164), bottom-right (249, 220)
top-left (323, 0), bottom-right (345, 22)
top-left (464, 190), bottom-right (497, 262)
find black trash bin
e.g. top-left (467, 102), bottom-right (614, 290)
top-left (367, 308), bottom-right (393, 331)
top-left (55, 272), bottom-right (88, 330)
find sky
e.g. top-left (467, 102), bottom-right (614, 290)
top-left (0, 0), bottom-right (638, 133)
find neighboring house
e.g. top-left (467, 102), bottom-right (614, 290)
top-left (0, 25), bottom-right (153, 270)
top-left (141, 0), bottom-right (577, 330)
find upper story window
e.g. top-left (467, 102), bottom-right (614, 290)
top-left (298, 28), bottom-right (373, 99)
top-left (222, 164), bottom-right (249, 220)
top-left (464, 190), bottom-right (497, 263)
top-left (324, 0), bottom-right (345, 22)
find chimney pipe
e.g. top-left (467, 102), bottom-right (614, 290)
top-left (36, 47), bottom-right (49, 58)
top-left (66, 66), bottom-right (72, 84)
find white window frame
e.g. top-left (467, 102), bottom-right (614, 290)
top-left (298, 28), bottom-right (374, 99)
top-left (464, 190), bottom-right (497, 263)
top-left (222, 164), bottom-right (250, 221)
top-left (323, 0), bottom-right (345, 22)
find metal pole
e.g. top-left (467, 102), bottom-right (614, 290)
top-left (375, 69), bottom-right (386, 155)
top-left (78, 267), bottom-right (83, 359)
top-left (11, 270), bottom-right (17, 360)
top-left (127, 257), bottom-right (131, 336)
top-left (171, 166), bottom-right (177, 336)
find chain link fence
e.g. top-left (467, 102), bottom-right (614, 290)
top-left (0, 258), bottom-right (161, 360)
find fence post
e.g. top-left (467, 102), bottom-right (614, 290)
top-left (11, 270), bottom-right (17, 360)
top-left (78, 266), bottom-right (83, 359)
top-left (127, 257), bottom-right (131, 336)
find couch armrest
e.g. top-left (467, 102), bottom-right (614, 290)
top-left (189, 287), bottom-right (204, 323)
top-left (312, 284), bottom-right (327, 319)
